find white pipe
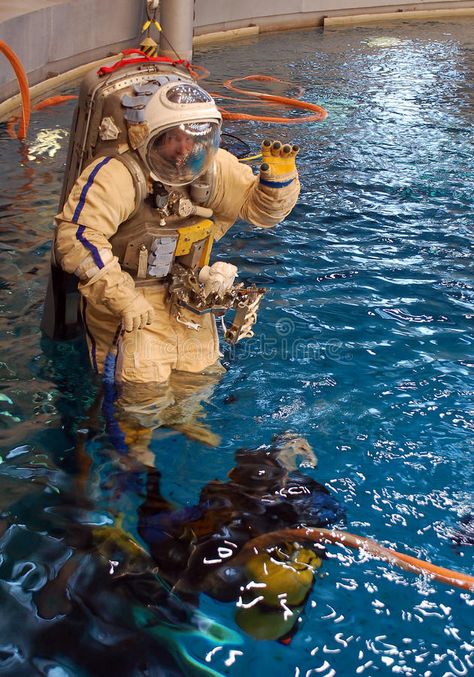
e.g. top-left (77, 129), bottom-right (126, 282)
top-left (159, 0), bottom-right (194, 61)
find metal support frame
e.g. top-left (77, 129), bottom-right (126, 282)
top-left (159, 0), bottom-right (194, 61)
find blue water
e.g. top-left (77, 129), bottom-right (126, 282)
top-left (0, 20), bottom-right (473, 676)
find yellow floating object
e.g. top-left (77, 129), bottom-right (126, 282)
top-left (244, 547), bottom-right (322, 607)
top-left (235, 604), bottom-right (303, 641)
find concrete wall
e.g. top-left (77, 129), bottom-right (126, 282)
top-left (1, 0), bottom-right (473, 103)
top-left (194, 0), bottom-right (474, 32)
top-left (0, 0), bottom-right (145, 101)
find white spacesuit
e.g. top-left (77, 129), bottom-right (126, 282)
top-left (53, 67), bottom-right (300, 385)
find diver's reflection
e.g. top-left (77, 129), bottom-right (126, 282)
top-left (77, 373), bottom-right (345, 643)
top-left (132, 433), bottom-right (345, 642)
top-left (109, 364), bottom-right (225, 465)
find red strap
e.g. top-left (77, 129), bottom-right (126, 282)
top-left (97, 50), bottom-right (192, 76)
top-left (122, 49), bottom-right (154, 57)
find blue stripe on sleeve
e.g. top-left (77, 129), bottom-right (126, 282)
top-left (76, 225), bottom-right (105, 269)
top-left (72, 156), bottom-right (112, 223)
top-left (73, 156), bottom-right (113, 270)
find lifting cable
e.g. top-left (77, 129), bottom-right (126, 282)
top-left (238, 527), bottom-right (474, 592)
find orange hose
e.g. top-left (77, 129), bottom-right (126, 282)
top-left (33, 95), bottom-right (77, 111)
top-left (218, 75), bottom-right (327, 124)
top-left (239, 528), bottom-right (474, 592)
top-left (188, 64), bottom-right (209, 81)
top-left (2, 43), bottom-right (322, 138)
top-left (5, 116), bottom-right (19, 140)
top-left (225, 74), bottom-right (305, 99)
top-left (0, 40), bottom-right (30, 140)
top-left (6, 95), bottom-right (78, 140)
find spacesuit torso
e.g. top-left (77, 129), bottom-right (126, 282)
top-left (109, 174), bottom-right (215, 284)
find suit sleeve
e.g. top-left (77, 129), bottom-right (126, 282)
top-left (206, 148), bottom-right (300, 240)
top-left (54, 156), bottom-right (142, 316)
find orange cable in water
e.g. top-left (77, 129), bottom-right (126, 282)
top-left (6, 95), bottom-right (78, 140)
top-left (217, 74), bottom-right (327, 124)
top-left (2, 42), bottom-right (323, 139)
top-left (239, 527), bottom-right (474, 591)
top-left (0, 40), bottom-right (31, 140)
top-left (188, 63), bottom-right (209, 81)
top-left (33, 95), bottom-right (77, 111)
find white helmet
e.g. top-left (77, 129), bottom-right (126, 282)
top-left (122, 77), bottom-right (221, 186)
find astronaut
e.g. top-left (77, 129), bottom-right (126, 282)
top-left (53, 64), bottom-right (300, 387)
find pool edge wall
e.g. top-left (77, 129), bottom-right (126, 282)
top-left (1, 0), bottom-right (474, 111)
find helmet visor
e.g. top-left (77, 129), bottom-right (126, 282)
top-left (147, 121), bottom-right (220, 186)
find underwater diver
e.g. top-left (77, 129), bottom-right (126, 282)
top-left (134, 433), bottom-right (345, 642)
top-left (0, 335), bottom-right (251, 676)
top-left (0, 425), bottom-right (340, 676)
top-left (44, 53), bottom-right (300, 444)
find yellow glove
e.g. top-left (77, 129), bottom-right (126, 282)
top-left (121, 293), bottom-right (155, 332)
top-left (259, 139), bottom-right (299, 189)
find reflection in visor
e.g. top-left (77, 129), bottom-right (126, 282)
top-left (147, 121), bottom-right (220, 186)
top-left (165, 83), bottom-right (213, 104)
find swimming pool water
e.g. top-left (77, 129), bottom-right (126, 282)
top-left (0, 19), bottom-right (473, 676)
